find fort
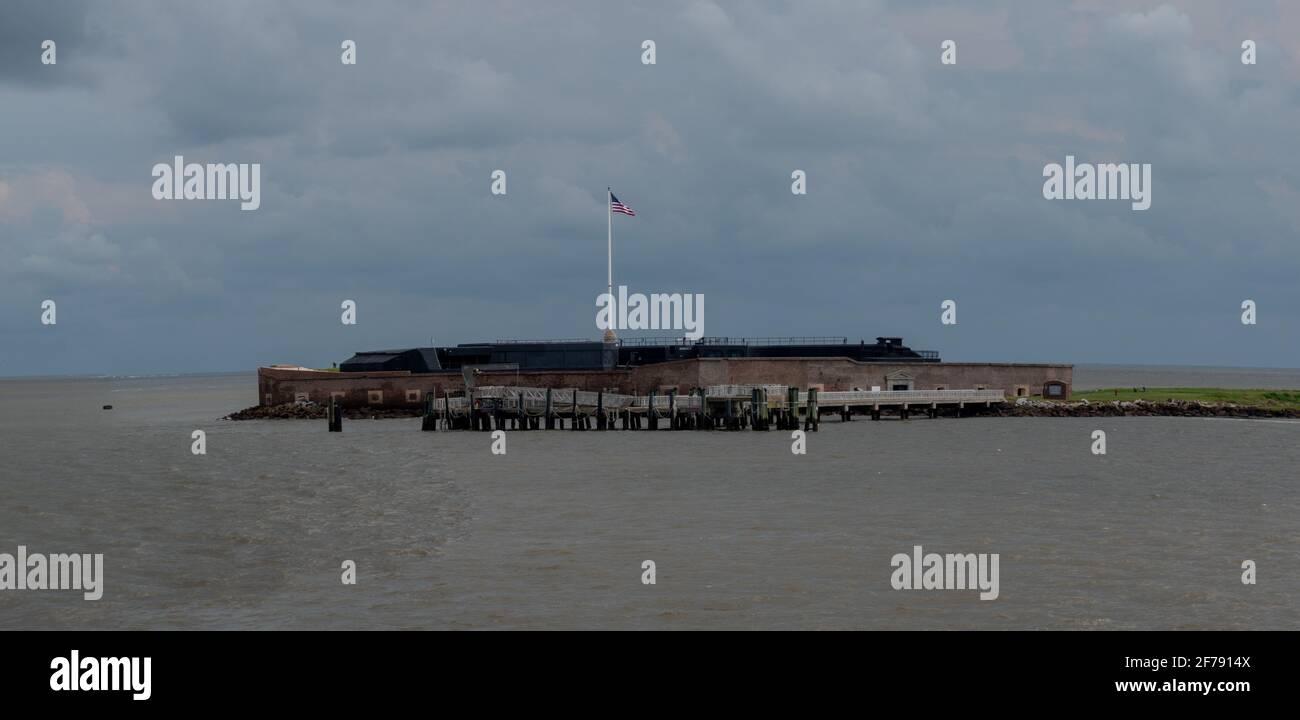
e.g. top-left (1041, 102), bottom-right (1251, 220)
top-left (256, 336), bottom-right (1073, 410)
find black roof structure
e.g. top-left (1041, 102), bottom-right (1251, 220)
top-left (339, 348), bottom-right (442, 373)
top-left (339, 337), bottom-right (938, 373)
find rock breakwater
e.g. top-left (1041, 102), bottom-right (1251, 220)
top-left (994, 399), bottom-right (1300, 419)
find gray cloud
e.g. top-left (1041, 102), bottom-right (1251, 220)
top-left (0, 0), bottom-right (108, 87)
top-left (1, 0), bottom-right (1299, 375)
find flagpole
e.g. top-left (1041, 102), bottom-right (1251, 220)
top-left (605, 187), bottom-right (616, 343)
top-left (607, 186), bottom-right (613, 300)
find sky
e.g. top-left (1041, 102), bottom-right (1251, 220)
top-left (1, 0), bottom-right (1298, 376)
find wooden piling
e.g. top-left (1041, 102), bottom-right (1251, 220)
top-left (804, 388), bottom-right (819, 432)
top-left (422, 392), bottom-right (437, 431)
top-left (327, 396), bottom-right (342, 432)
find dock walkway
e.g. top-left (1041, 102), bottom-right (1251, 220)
top-left (367, 385), bottom-right (1009, 432)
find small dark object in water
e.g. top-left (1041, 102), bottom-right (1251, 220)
top-left (102, 405), bottom-right (113, 410)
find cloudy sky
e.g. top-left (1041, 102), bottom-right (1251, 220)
top-left (2, 0), bottom-right (1298, 375)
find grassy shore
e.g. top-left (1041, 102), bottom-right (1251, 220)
top-left (1070, 387), bottom-right (1300, 409)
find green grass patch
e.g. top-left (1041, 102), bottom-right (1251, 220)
top-left (1071, 387), bottom-right (1300, 408)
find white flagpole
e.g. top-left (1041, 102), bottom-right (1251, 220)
top-left (607, 187), bottom-right (613, 301)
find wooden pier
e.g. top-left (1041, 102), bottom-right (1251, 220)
top-left (378, 385), bottom-right (1007, 432)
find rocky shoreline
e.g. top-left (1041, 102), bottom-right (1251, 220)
top-left (992, 398), bottom-right (1300, 419)
top-left (224, 403), bottom-right (421, 420)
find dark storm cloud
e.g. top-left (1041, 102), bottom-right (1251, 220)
top-left (2, 0), bottom-right (1299, 375)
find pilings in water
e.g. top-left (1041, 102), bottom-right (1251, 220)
top-left (371, 385), bottom-right (1002, 433)
top-left (803, 388), bottom-right (819, 432)
top-left (421, 392), bottom-right (438, 431)
top-left (781, 387), bottom-right (799, 430)
top-left (327, 396), bottom-right (342, 432)
top-left (750, 387), bottom-right (771, 431)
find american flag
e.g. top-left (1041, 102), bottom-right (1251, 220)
top-left (610, 193), bottom-right (636, 217)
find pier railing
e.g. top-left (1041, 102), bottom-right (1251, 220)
top-left (803, 389), bottom-right (1004, 405)
top-left (444, 385), bottom-right (1005, 416)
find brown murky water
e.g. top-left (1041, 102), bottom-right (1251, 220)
top-left (1, 370), bottom-right (1297, 629)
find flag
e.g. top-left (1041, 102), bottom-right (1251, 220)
top-left (610, 193), bottom-right (636, 217)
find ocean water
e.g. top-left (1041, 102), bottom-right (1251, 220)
top-left (0, 368), bottom-right (1297, 630)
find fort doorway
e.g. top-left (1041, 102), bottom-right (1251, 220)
top-left (885, 370), bottom-right (915, 391)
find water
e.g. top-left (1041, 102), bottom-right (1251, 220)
top-left (1, 369), bottom-right (1297, 629)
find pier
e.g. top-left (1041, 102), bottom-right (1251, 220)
top-left (388, 385), bottom-right (1007, 432)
